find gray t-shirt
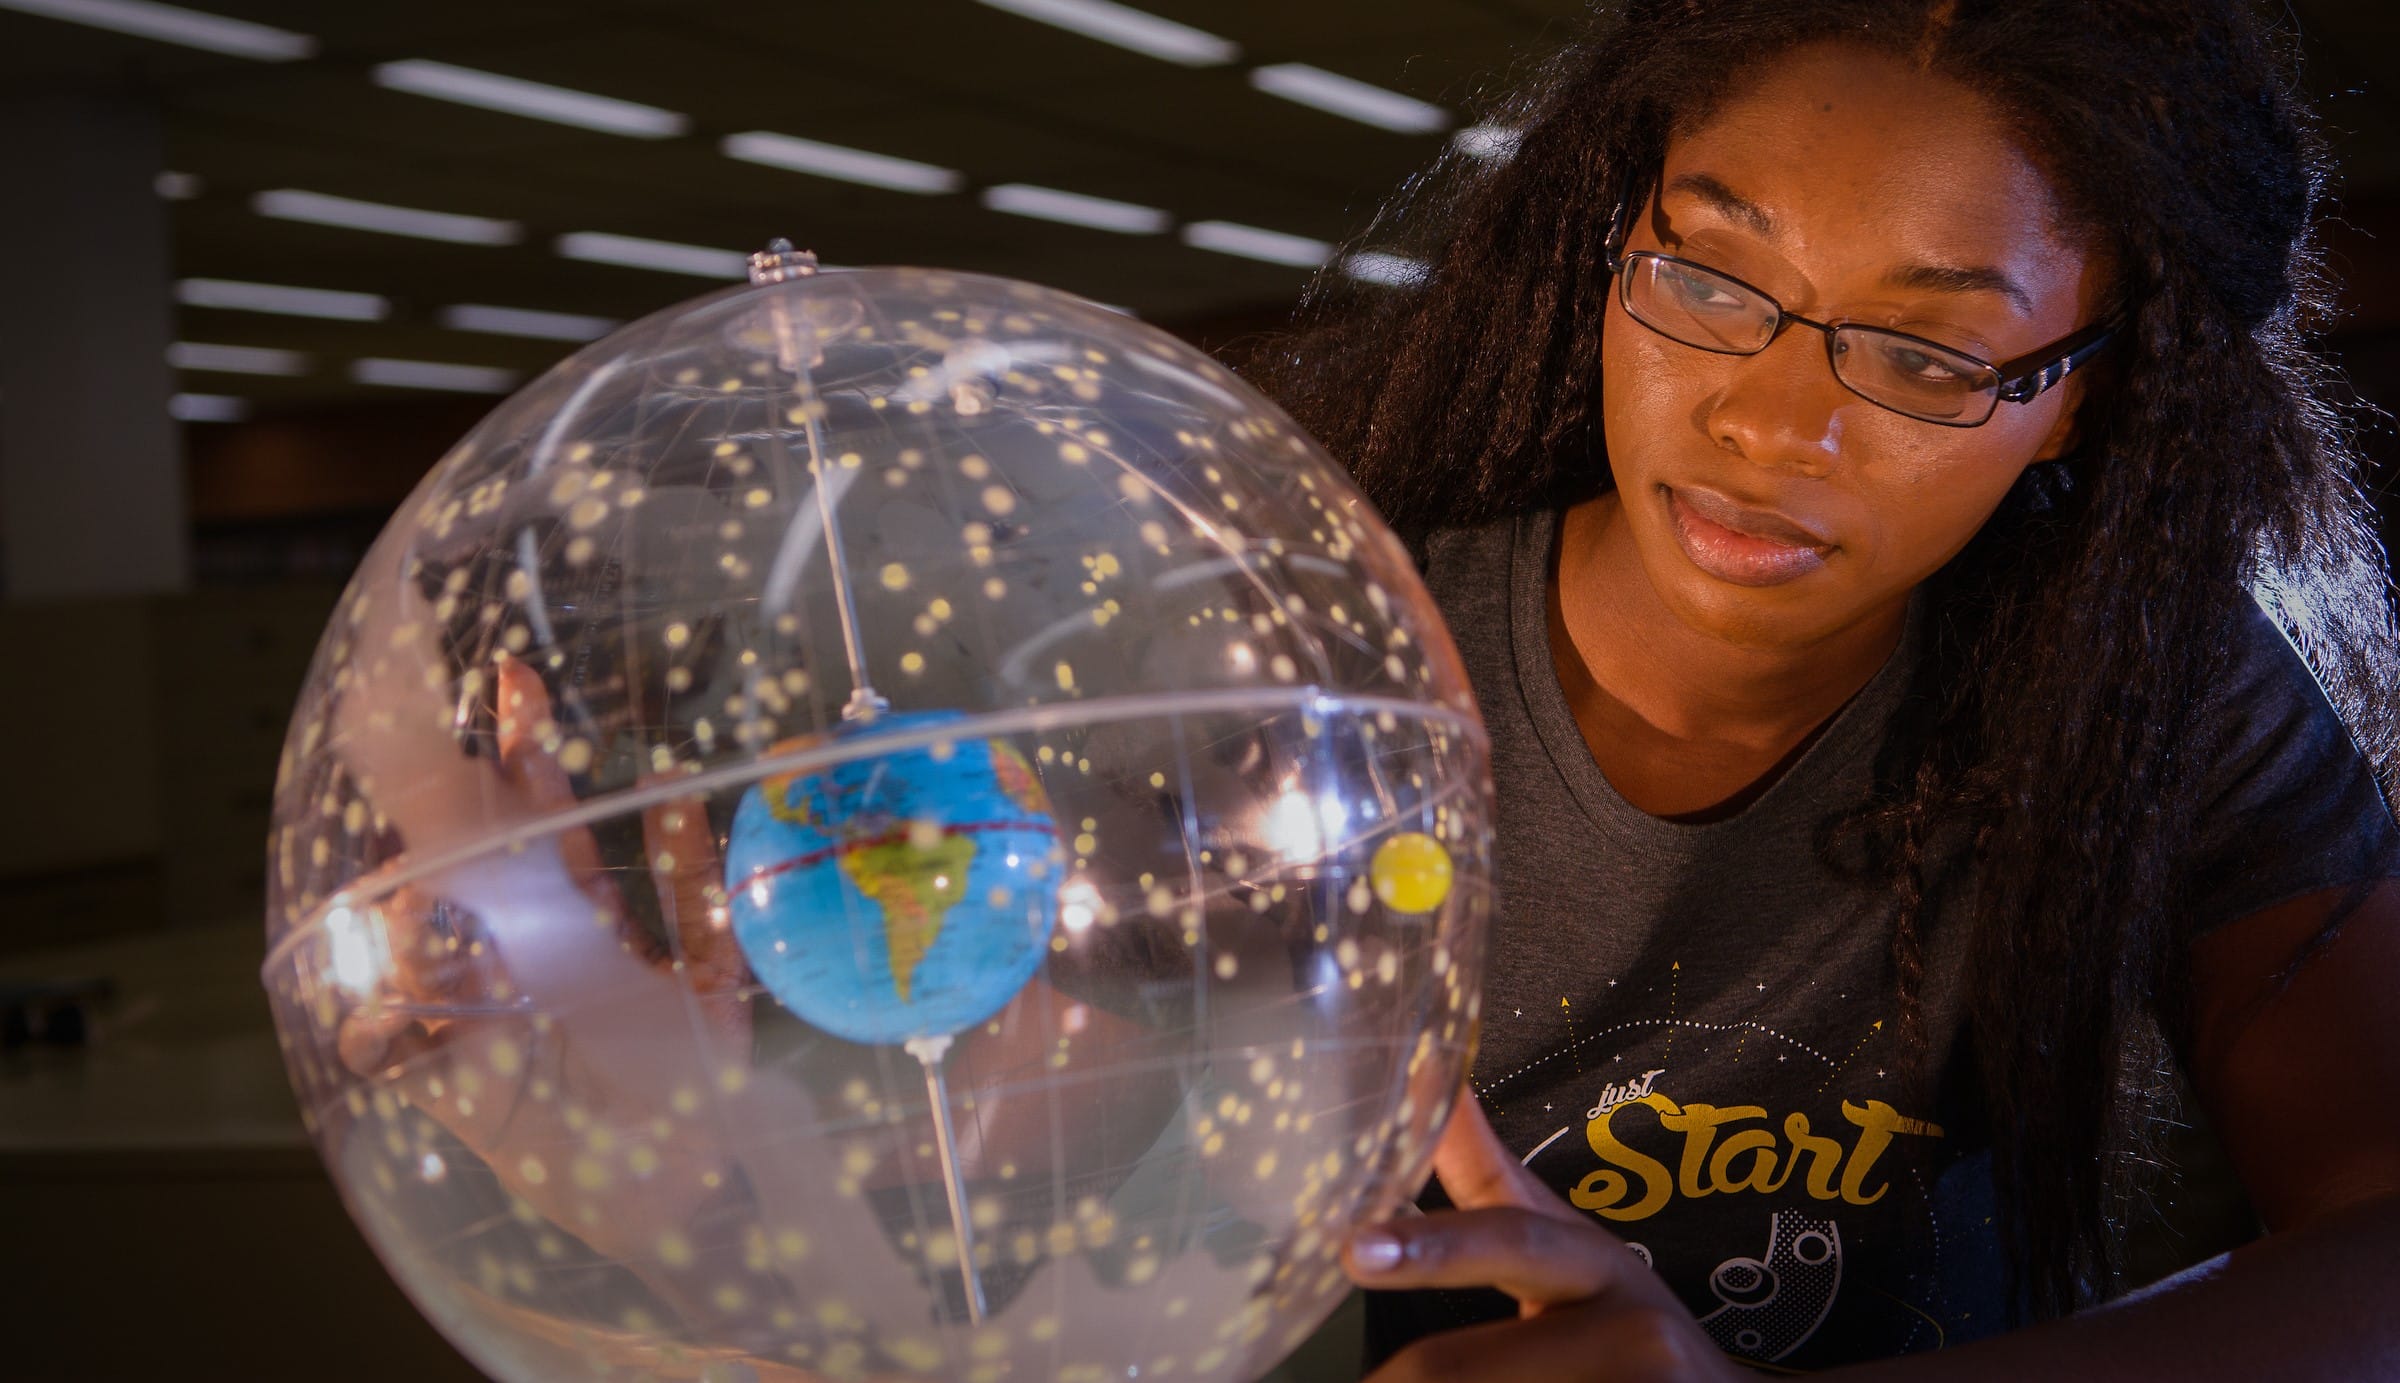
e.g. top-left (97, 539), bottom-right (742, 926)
top-left (1365, 509), bottom-right (2400, 1370)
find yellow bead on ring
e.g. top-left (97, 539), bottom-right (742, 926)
top-left (1368, 832), bottom-right (1453, 914)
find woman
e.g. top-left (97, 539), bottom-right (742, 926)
top-left (1255, 0), bottom-right (2400, 1376)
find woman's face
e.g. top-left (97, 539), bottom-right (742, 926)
top-left (1599, 41), bottom-right (2111, 651)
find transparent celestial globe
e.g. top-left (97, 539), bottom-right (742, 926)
top-left (261, 253), bottom-right (1494, 1383)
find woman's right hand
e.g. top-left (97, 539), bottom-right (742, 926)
top-left (335, 653), bottom-right (752, 1268)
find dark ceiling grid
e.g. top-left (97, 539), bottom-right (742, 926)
top-left (106, 0), bottom-right (1555, 410)
top-left (7, 0), bottom-right (2395, 417)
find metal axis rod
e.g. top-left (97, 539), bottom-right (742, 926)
top-left (903, 1033), bottom-right (987, 1324)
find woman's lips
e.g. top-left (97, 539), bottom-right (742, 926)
top-left (1662, 485), bottom-right (1831, 587)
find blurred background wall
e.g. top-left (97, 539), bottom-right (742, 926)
top-left (0, 1), bottom-right (2394, 1378)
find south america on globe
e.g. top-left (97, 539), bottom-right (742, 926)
top-left (725, 710), bottom-right (1063, 1045)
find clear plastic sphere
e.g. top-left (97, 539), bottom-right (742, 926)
top-left (262, 261), bottom-right (1493, 1383)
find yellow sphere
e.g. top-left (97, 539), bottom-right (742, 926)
top-left (1369, 832), bottom-right (1454, 914)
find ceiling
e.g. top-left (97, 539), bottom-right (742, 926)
top-left (5, 0), bottom-right (2399, 420)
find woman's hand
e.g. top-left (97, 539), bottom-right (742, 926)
top-left (1344, 1087), bottom-right (1745, 1383)
top-left (336, 653), bottom-right (751, 1267)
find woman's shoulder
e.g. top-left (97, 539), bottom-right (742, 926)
top-left (2179, 590), bottom-right (2400, 936)
top-left (2197, 592), bottom-right (2385, 785)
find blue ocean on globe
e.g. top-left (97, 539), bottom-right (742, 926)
top-left (724, 710), bottom-right (1062, 1045)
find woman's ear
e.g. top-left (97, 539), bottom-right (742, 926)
top-left (2031, 376), bottom-right (2091, 463)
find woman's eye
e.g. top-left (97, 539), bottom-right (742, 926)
top-left (1660, 266), bottom-right (1744, 313)
top-left (1875, 340), bottom-right (1968, 384)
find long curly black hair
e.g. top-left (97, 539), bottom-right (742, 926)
top-left (1250, 0), bottom-right (2398, 1322)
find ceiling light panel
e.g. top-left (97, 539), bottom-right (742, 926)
top-left (176, 278), bottom-right (389, 322)
top-left (439, 304), bottom-right (620, 342)
top-left (1452, 124), bottom-right (1521, 160)
top-left (372, 60), bottom-right (690, 138)
top-left (352, 358), bottom-right (520, 394)
top-left (1343, 251), bottom-right (1430, 287)
top-left (982, 183), bottom-right (1170, 234)
top-left (975, 0), bottom-right (1237, 66)
top-left (169, 392), bottom-right (248, 422)
top-left (168, 342), bottom-right (308, 376)
top-left (0, 0), bottom-right (313, 60)
top-left (252, 189), bottom-right (522, 245)
top-left (555, 231), bottom-right (749, 279)
top-left (1180, 220), bottom-right (1331, 267)
top-left (1249, 63), bottom-right (1449, 135)
top-left (721, 131), bottom-right (963, 194)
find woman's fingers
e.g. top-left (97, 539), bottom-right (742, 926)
top-left (642, 787), bottom-right (737, 984)
top-left (1433, 1084), bottom-right (1579, 1221)
top-left (1365, 1296), bottom-right (1712, 1383)
top-left (1345, 1205), bottom-right (1648, 1309)
top-left (336, 1005), bottom-right (420, 1077)
top-left (495, 653), bottom-right (577, 811)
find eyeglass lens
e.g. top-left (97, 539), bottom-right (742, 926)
top-left (1621, 254), bottom-right (2003, 424)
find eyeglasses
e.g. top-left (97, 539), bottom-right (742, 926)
top-left (1601, 185), bottom-right (2112, 428)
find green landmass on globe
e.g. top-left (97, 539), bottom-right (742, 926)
top-left (725, 714), bottom-right (1063, 1044)
top-left (841, 832), bottom-right (980, 1003)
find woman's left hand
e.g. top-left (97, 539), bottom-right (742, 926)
top-left (1344, 1087), bottom-right (1746, 1383)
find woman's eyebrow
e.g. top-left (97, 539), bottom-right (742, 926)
top-left (1884, 262), bottom-right (2035, 316)
top-left (1663, 171), bottom-right (2040, 316)
top-left (1660, 172), bottom-right (1773, 236)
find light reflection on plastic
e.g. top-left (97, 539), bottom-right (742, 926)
top-left (1316, 790), bottom-right (1349, 846)
top-left (1059, 876), bottom-right (1102, 933)
top-left (325, 904), bottom-right (390, 996)
top-left (1265, 788), bottom-right (1322, 861)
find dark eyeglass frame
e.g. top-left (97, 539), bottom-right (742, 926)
top-left (1600, 177), bottom-right (2114, 428)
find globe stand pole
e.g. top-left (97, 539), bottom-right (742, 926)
top-left (750, 238), bottom-right (887, 726)
top-left (753, 239), bottom-right (978, 1320)
top-left (902, 1033), bottom-right (988, 1324)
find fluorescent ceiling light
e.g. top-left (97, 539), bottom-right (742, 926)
top-left (167, 342), bottom-right (308, 376)
top-left (155, 170), bottom-right (202, 199)
top-left (975, 0), bottom-right (1236, 66)
top-left (720, 131), bottom-right (962, 195)
top-left (439, 303), bottom-right (620, 342)
top-left (352, 358), bottom-right (519, 394)
top-left (252, 188), bottom-right (521, 245)
top-left (1452, 124), bottom-right (1521, 161)
top-left (556, 231), bottom-right (749, 278)
top-left (176, 277), bottom-right (389, 322)
top-left (1249, 63), bottom-right (1449, 135)
top-left (169, 392), bottom-right (247, 422)
top-left (1181, 220), bottom-right (1331, 268)
top-left (1342, 251), bottom-right (1429, 287)
top-left (982, 183), bottom-right (1169, 234)
top-left (373, 59), bottom-right (689, 138)
top-left (0, 0), bottom-right (313, 59)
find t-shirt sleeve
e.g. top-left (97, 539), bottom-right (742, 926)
top-left (2181, 596), bottom-right (2400, 939)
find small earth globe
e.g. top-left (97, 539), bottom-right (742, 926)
top-left (725, 713), bottom-right (1062, 1046)
top-left (261, 252), bottom-right (1495, 1383)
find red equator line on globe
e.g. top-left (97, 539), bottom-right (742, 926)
top-left (734, 817), bottom-right (1063, 888)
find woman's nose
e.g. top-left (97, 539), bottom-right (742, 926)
top-left (1699, 327), bottom-right (1848, 476)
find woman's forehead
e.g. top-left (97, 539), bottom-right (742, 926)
top-left (1658, 41), bottom-right (2096, 317)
